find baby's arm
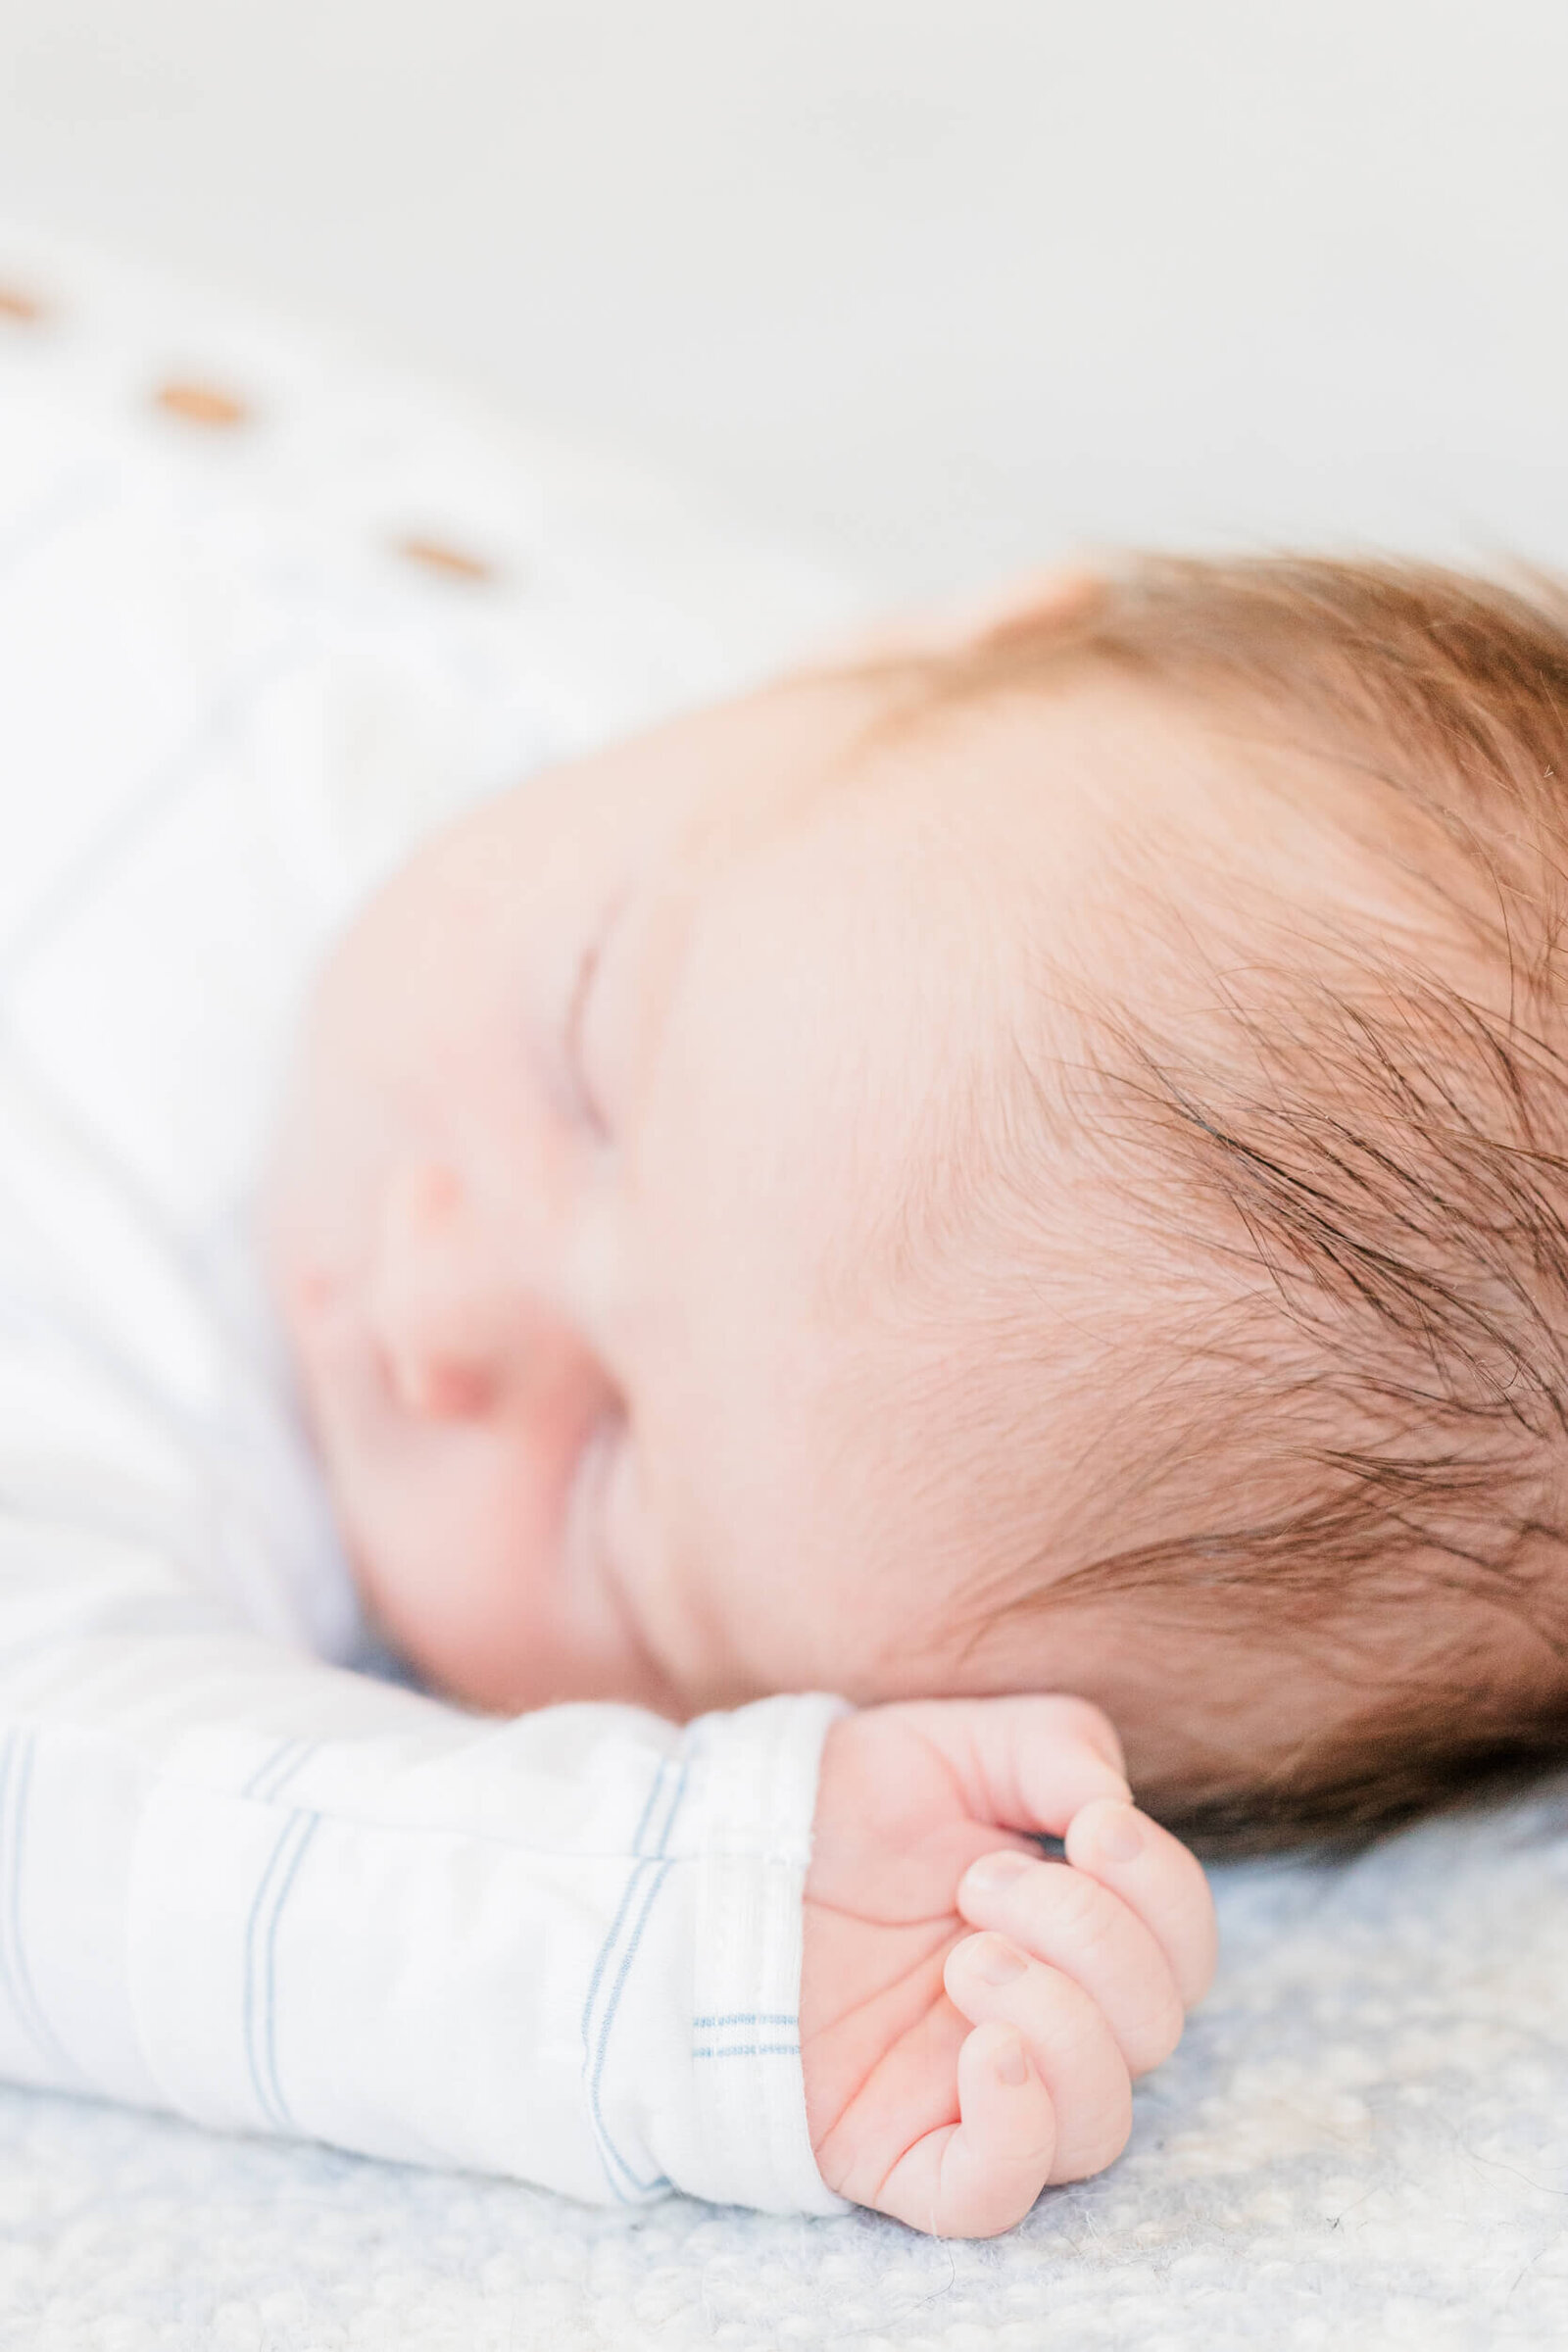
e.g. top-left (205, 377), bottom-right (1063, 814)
top-left (7, 1494), bottom-right (1211, 2230)
top-left (4, 1547), bottom-right (845, 2209)
top-left (803, 1697), bottom-right (1216, 2235)
top-left (13, 1526), bottom-right (1211, 2232)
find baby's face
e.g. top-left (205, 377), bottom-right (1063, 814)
top-left (262, 655), bottom-right (1357, 1788)
top-left (262, 662), bottom-right (1125, 1724)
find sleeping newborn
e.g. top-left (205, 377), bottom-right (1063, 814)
top-left (259, 576), bottom-right (1239, 2230)
top-left (5, 318), bottom-right (1565, 2235)
top-left (259, 550), bottom-right (1568, 2220)
top-left (266, 552), bottom-right (1568, 1831)
top-left (0, 353), bottom-right (1211, 2238)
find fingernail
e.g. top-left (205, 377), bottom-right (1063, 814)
top-left (972, 1937), bottom-right (1028, 1985)
top-left (965, 1850), bottom-right (1032, 1893)
top-left (995, 2036), bottom-right (1029, 2087)
top-left (1095, 1805), bottom-right (1145, 1863)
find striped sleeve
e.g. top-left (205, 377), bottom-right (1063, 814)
top-left (3, 1592), bottom-right (849, 2212)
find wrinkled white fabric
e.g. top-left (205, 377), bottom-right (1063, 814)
top-left (0, 258), bottom-right (859, 2216)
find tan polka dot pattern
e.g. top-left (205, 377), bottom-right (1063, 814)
top-left (151, 379), bottom-right (252, 428)
top-left (390, 534), bottom-right (497, 585)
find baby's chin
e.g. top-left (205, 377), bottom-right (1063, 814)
top-left (322, 1472), bottom-right (686, 1721)
top-left (391, 1609), bottom-right (691, 1719)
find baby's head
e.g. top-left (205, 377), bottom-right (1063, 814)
top-left (262, 554), bottom-right (1568, 1845)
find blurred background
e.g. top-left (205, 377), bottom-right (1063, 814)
top-left (2, 0), bottom-right (1566, 600)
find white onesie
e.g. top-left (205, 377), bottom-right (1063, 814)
top-left (0, 242), bottom-right (857, 2216)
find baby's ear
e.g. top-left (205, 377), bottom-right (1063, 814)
top-left (814, 566), bottom-right (1103, 668)
top-left (933, 566), bottom-right (1105, 650)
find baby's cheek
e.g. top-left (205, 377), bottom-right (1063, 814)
top-left (335, 1439), bottom-right (557, 1703)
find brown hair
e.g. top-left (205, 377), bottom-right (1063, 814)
top-left (908, 557), bottom-right (1568, 1849)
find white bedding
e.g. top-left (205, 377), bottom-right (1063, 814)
top-left (3, 229), bottom-right (1568, 2352)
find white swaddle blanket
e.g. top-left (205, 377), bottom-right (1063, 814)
top-left (2, 228), bottom-right (1568, 2351)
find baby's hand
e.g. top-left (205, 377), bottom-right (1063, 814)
top-left (802, 1695), bottom-right (1215, 2237)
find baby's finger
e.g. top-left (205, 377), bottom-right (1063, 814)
top-left (1063, 1800), bottom-right (1217, 2008)
top-left (956, 1850), bottom-right (1185, 2075)
top-left (944, 1934), bottom-right (1132, 2183)
top-left (914, 1694), bottom-right (1131, 1838)
top-left (875, 2022), bottom-right (1057, 2239)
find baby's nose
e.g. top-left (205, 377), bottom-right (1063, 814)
top-left (388, 1348), bottom-right (495, 1420)
top-left (368, 1156), bottom-right (570, 1424)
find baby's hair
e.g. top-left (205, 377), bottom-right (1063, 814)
top-left (896, 556), bottom-right (1568, 1849)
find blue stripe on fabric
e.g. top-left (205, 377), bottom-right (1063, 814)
top-left (579, 1751), bottom-right (692, 2200)
top-left (241, 1741), bottom-right (298, 1801)
top-left (0, 1730), bottom-right (81, 2083)
top-left (628, 1759), bottom-right (669, 1857)
top-left (692, 2044), bottom-right (800, 2059)
top-left (241, 1817), bottom-right (296, 2124)
top-left (257, 1814), bottom-right (319, 2128)
top-left (241, 1740), bottom-right (317, 1805)
top-left (691, 2012), bottom-right (795, 2029)
top-left (641, 1753), bottom-right (687, 1858)
top-left (242, 1809), bottom-right (319, 2130)
top-left (575, 1830), bottom-right (662, 2116)
top-left (586, 1857), bottom-right (673, 2198)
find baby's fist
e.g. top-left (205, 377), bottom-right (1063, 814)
top-left (801, 1695), bottom-right (1215, 2237)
